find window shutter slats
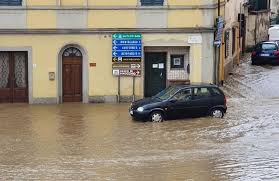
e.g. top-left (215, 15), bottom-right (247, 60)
top-left (0, 0), bottom-right (22, 6)
top-left (141, 0), bottom-right (164, 6)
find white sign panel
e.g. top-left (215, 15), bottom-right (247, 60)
top-left (112, 69), bottom-right (120, 76)
top-left (158, 63), bottom-right (164, 69)
top-left (188, 35), bottom-right (202, 44)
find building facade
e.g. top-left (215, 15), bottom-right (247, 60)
top-left (0, 0), bottom-right (225, 104)
top-left (246, 0), bottom-right (270, 47)
top-left (221, 0), bottom-right (243, 81)
top-left (219, 0), bottom-right (271, 83)
top-left (270, 0), bottom-right (279, 24)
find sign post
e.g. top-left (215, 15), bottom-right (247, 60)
top-left (112, 33), bottom-right (142, 102)
top-left (214, 16), bottom-right (224, 85)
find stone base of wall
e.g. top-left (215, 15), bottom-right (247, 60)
top-left (89, 96), bottom-right (142, 103)
top-left (89, 96), bottom-right (118, 103)
top-left (224, 59), bottom-right (234, 80)
top-left (31, 96), bottom-right (143, 104)
top-left (31, 97), bottom-right (58, 104)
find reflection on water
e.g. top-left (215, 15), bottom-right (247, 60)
top-left (0, 62), bottom-right (279, 180)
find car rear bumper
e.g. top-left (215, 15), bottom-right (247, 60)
top-left (252, 56), bottom-right (279, 64)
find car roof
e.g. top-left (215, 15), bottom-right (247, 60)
top-left (171, 83), bottom-right (218, 89)
top-left (258, 41), bottom-right (278, 44)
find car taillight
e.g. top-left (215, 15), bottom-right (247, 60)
top-left (251, 51), bottom-right (257, 57)
top-left (273, 50), bottom-right (279, 56)
top-left (224, 96), bottom-right (227, 105)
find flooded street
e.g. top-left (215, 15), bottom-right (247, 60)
top-left (1, 61), bottom-right (279, 180)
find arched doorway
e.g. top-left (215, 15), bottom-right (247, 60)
top-left (62, 47), bottom-right (82, 102)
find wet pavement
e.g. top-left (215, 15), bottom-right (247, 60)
top-left (1, 60), bottom-right (279, 180)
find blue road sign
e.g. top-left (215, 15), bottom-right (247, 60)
top-left (112, 45), bottom-right (141, 51)
top-left (112, 33), bottom-right (142, 62)
top-left (112, 51), bottom-right (141, 57)
top-left (112, 40), bottom-right (141, 45)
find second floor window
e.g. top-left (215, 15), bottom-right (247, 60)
top-left (141, 0), bottom-right (164, 6)
top-left (0, 0), bottom-right (22, 6)
top-left (249, 0), bottom-right (268, 11)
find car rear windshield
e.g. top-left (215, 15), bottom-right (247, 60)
top-left (211, 88), bottom-right (223, 96)
top-left (258, 43), bottom-right (277, 51)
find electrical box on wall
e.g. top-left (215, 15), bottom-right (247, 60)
top-left (49, 72), bottom-right (55, 81)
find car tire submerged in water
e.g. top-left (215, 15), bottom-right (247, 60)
top-left (210, 108), bottom-right (224, 118)
top-left (150, 111), bottom-right (164, 122)
top-left (252, 60), bottom-right (258, 65)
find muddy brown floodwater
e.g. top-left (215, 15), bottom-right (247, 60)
top-left (0, 61), bottom-right (279, 180)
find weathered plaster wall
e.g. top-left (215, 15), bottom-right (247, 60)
top-left (246, 12), bottom-right (270, 47)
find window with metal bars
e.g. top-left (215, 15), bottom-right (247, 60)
top-left (225, 31), bottom-right (230, 58)
top-left (0, 0), bottom-right (22, 6)
top-left (140, 0), bottom-right (164, 6)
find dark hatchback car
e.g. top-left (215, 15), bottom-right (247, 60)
top-left (129, 84), bottom-right (227, 122)
top-left (251, 41), bottom-right (279, 65)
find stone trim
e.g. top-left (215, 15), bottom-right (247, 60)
top-left (89, 96), bottom-right (118, 103)
top-left (0, 28), bottom-right (215, 34)
top-left (0, 2), bottom-right (225, 10)
top-left (89, 96), bottom-right (142, 103)
top-left (32, 98), bottom-right (58, 104)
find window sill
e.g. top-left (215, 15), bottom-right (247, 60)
top-left (170, 68), bottom-right (186, 70)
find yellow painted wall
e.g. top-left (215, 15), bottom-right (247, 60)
top-left (190, 44), bottom-right (202, 82)
top-left (60, 0), bottom-right (85, 6)
top-left (27, 11), bottom-right (56, 29)
top-left (168, 10), bottom-right (203, 28)
top-left (168, 0), bottom-right (202, 6)
top-left (0, 33), bottom-right (203, 98)
top-left (88, 10), bottom-right (136, 28)
top-left (27, 0), bottom-right (56, 6)
top-left (0, 35), bottom-right (143, 97)
top-left (88, 0), bottom-right (137, 6)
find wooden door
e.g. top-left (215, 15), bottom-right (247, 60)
top-left (144, 52), bottom-right (167, 97)
top-left (62, 48), bottom-right (82, 102)
top-left (0, 52), bottom-right (28, 103)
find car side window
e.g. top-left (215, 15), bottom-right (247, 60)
top-left (173, 89), bottom-right (191, 101)
top-left (193, 87), bottom-right (211, 99)
top-left (210, 88), bottom-right (222, 96)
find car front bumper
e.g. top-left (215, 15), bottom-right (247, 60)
top-left (129, 109), bottom-right (151, 121)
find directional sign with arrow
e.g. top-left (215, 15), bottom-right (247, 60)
top-left (112, 33), bottom-right (142, 77)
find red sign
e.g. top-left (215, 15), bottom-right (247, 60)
top-left (113, 69), bottom-right (141, 77)
top-left (90, 63), bottom-right (96, 67)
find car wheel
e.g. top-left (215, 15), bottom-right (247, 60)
top-left (150, 111), bottom-right (164, 122)
top-left (210, 108), bottom-right (224, 118)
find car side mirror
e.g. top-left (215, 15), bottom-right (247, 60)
top-left (169, 98), bottom-right (177, 103)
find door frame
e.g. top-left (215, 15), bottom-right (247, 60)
top-left (0, 47), bottom-right (33, 103)
top-left (58, 43), bottom-right (89, 103)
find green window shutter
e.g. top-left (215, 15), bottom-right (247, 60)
top-left (0, 0), bottom-right (22, 6)
top-left (141, 0), bottom-right (164, 6)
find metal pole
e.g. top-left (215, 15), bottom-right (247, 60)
top-left (118, 75), bottom-right (120, 103)
top-left (217, 0), bottom-right (221, 85)
top-left (218, 0), bottom-right (220, 16)
top-left (132, 76), bottom-right (135, 102)
top-left (240, 3), bottom-right (242, 55)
